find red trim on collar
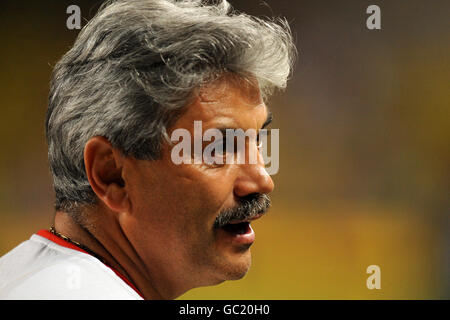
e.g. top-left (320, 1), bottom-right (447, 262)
top-left (36, 229), bottom-right (144, 299)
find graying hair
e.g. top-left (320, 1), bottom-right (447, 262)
top-left (46, 0), bottom-right (296, 214)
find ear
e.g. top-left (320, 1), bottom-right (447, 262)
top-left (83, 136), bottom-right (130, 213)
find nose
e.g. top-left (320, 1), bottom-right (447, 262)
top-left (233, 152), bottom-right (275, 198)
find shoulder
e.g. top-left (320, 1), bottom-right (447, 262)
top-left (0, 234), bottom-right (142, 300)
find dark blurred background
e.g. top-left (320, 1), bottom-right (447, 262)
top-left (0, 0), bottom-right (448, 299)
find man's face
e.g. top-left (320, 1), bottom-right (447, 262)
top-left (122, 77), bottom-right (274, 293)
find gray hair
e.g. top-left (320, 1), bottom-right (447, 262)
top-left (46, 0), bottom-right (296, 214)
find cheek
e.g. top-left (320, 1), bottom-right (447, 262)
top-left (170, 167), bottom-right (237, 245)
top-left (129, 160), bottom-right (236, 243)
top-left (191, 167), bottom-right (236, 212)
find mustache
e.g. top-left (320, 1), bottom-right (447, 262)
top-left (213, 193), bottom-right (271, 229)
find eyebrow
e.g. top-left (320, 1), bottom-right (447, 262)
top-left (213, 110), bottom-right (273, 136)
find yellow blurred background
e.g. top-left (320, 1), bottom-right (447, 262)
top-left (0, 1), bottom-right (448, 299)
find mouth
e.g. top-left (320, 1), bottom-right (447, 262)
top-left (221, 214), bottom-right (263, 233)
top-left (216, 214), bottom-right (263, 246)
top-left (221, 221), bottom-right (251, 235)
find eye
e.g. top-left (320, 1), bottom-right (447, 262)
top-left (223, 136), bottom-right (239, 154)
top-left (208, 137), bottom-right (234, 158)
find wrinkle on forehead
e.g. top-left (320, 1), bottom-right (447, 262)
top-left (168, 73), bottom-right (267, 137)
top-left (197, 74), bottom-right (263, 107)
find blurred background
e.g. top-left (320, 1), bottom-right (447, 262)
top-left (0, 0), bottom-right (448, 299)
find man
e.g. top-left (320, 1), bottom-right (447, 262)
top-left (0, 0), bottom-right (295, 299)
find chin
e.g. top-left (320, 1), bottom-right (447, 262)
top-left (193, 248), bottom-right (252, 290)
top-left (220, 249), bottom-right (253, 281)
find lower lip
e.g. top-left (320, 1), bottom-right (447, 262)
top-left (216, 223), bottom-right (255, 246)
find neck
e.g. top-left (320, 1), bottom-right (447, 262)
top-left (54, 210), bottom-right (171, 299)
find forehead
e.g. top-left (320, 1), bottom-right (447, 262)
top-left (175, 76), bottom-right (267, 130)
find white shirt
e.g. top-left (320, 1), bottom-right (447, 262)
top-left (0, 230), bottom-right (143, 300)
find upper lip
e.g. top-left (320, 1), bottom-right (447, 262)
top-left (228, 213), bottom-right (264, 224)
